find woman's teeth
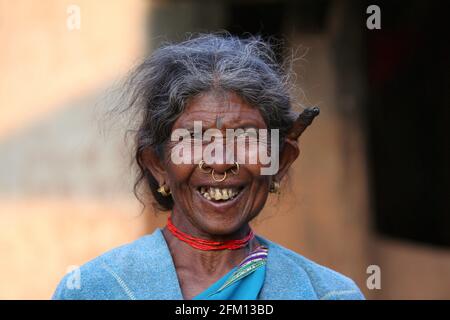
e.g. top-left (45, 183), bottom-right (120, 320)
top-left (199, 187), bottom-right (240, 201)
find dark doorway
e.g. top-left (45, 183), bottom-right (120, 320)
top-left (365, 0), bottom-right (450, 247)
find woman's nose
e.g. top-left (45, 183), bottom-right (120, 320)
top-left (199, 147), bottom-right (238, 174)
top-left (208, 161), bottom-right (237, 174)
top-left (198, 159), bottom-right (239, 178)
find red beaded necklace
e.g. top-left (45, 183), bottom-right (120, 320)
top-left (166, 216), bottom-right (254, 251)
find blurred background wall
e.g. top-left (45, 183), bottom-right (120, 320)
top-left (0, 0), bottom-right (449, 299)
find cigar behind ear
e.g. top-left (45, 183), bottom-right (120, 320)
top-left (287, 107), bottom-right (320, 141)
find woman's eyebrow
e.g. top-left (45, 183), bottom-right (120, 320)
top-left (176, 117), bottom-right (265, 130)
top-left (227, 121), bottom-right (265, 129)
top-left (182, 123), bottom-right (262, 131)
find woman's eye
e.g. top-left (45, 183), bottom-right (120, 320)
top-left (189, 132), bottom-right (212, 145)
top-left (235, 129), bottom-right (258, 140)
top-left (187, 132), bottom-right (199, 139)
top-left (244, 129), bottom-right (258, 139)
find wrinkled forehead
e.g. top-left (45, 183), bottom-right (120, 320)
top-left (173, 91), bottom-right (267, 130)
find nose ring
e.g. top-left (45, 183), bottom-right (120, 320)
top-left (211, 169), bottom-right (227, 182)
top-left (198, 160), bottom-right (212, 173)
top-left (199, 160), bottom-right (239, 182)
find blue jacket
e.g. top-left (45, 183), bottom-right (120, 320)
top-left (52, 228), bottom-right (364, 300)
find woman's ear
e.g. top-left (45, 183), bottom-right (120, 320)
top-left (273, 107), bottom-right (320, 182)
top-left (140, 148), bottom-right (167, 186)
top-left (274, 138), bottom-right (300, 182)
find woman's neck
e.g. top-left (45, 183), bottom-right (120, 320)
top-left (163, 226), bottom-right (260, 300)
top-left (161, 224), bottom-right (260, 276)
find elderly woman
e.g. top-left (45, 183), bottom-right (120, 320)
top-left (53, 34), bottom-right (364, 300)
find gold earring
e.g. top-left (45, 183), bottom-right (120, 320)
top-left (269, 181), bottom-right (280, 194)
top-left (230, 161), bottom-right (240, 175)
top-left (157, 184), bottom-right (171, 197)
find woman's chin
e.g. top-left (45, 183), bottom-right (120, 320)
top-left (194, 213), bottom-right (247, 235)
top-left (194, 221), bottom-right (247, 238)
top-left (188, 189), bottom-right (251, 236)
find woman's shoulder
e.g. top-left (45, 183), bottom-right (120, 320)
top-left (52, 230), bottom-right (365, 300)
top-left (256, 235), bottom-right (365, 300)
top-left (52, 229), bottom-right (179, 300)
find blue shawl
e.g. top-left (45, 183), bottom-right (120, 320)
top-left (52, 228), bottom-right (364, 300)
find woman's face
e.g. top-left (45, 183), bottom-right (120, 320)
top-left (162, 91), bottom-right (272, 237)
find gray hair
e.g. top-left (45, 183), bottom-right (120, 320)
top-left (124, 33), bottom-right (298, 210)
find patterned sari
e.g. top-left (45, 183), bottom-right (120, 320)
top-left (193, 245), bottom-right (268, 300)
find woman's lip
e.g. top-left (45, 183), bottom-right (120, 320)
top-left (194, 183), bottom-right (246, 189)
top-left (195, 185), bottom-right (247, 212)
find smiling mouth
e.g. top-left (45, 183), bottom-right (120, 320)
top-left (197, 186), bottom-right (244, 202)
